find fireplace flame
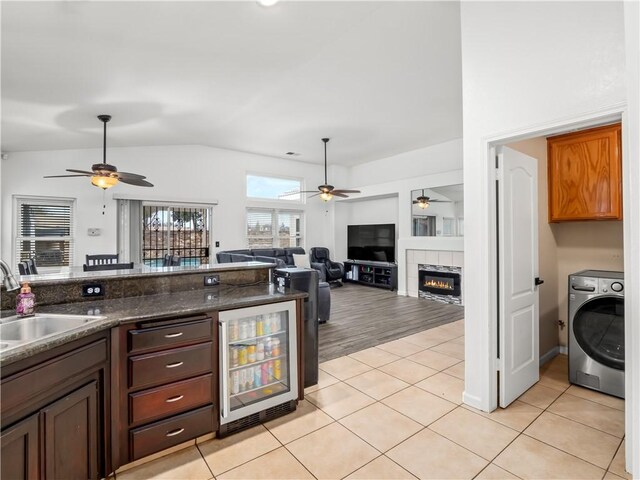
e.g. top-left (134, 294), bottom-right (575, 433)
top-left (424, 279), bottom-right (453, 290)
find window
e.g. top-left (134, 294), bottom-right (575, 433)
top-left (246, 174), bottom-right (302, 201)
top-left (247, 209), bottom-right (303, 248)
top-left (15, 197), bottom-right (75, 269)
top-left (142, 203), bottom-right (212, 266)
top-left (442, 217), bottom-right (456, 236)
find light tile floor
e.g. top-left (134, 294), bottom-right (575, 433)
top-left (116, 319), bottom-right (629, 479)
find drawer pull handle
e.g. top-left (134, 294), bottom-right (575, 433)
top-left (164, 332), bottom-right (184, 338)
top-left (165, 395), bottom-right (184, 403)
top-left (166, 428), bottom-right (185, 437)
top-left (166, 361), bottom-right (184, 369)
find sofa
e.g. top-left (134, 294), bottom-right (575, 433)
top-left (216, 247), bottom-right (304, 269)
top-left (216, 247), bottom-right (331, 322)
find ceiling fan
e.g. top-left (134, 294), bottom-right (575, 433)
top-left (44, 115), bottom-right (153, 189)
top-left (413, 189), bottom-right (452, 209)
top-left (297, 138), bottom-right (360, 202)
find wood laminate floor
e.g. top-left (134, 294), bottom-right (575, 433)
top-left (318, 283), bottom-right (465, 363)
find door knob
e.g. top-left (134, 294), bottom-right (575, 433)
top-left (535, 277), bottom-right (544, 286)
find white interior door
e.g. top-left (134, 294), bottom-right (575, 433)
top-left (498, 146), bottom-right (540, 407)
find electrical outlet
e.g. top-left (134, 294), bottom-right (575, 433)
top-left (82, 283), bottom-right (105, 297)
top-left (204, 274), bottom-right (220, 286)
top-left (215, 241), bottom-right (220, 247)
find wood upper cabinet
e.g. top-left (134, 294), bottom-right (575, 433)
top-left (547, 123), bottom-right (622, 222)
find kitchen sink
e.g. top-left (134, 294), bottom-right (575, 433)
top-left (0, 314), bottom-right (106, 353)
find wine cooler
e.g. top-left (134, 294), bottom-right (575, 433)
top-left (218, 300), bottom-right (298, 425)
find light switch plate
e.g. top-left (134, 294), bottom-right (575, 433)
top-left (87, 228), bottom-right (101, 236)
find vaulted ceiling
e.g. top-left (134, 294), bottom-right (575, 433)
top-left (1, 1), bottom-right (462, 166)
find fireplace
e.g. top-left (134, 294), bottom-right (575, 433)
top-left (418, 264), bottom-right (462, 305)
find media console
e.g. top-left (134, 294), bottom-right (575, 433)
top-left (343, 260), bottom-right (398, 291)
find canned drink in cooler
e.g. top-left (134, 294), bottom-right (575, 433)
top-left (238, 346), bottom-right (248, 365)
top-left (274, 359), bottom-right (282, 380)
top-left (229, 320), bottom-right (239, 341)
top-left (256, 315), bottom-right (264, 336)
top-left (239, 320), bottom-right (248, 340)
top-left (254, 365), bottom-right (262, 387)
top-left (272, 314), bottom-right (280, 333)
top-left (231, 371), bottom-right (240, 395)
top-left (268, 360), bottom-right (274, 381)
top-left (230, 346), bottom-right (239, 367)
top-left (261, 363), bottom-right (269, 385)
top-left (247, 345), bottom-right (256, 363)
top-left (246, 366), bottom-right (255, 390)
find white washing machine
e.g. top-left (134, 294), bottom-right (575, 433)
top-left (569, 270), bottom-right (624, 398)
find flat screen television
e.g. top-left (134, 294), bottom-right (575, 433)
top-left (347, 223), bottom-right (396, 263)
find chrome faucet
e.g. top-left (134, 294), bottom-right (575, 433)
top-left (1, 260), bottom-right (20, 291)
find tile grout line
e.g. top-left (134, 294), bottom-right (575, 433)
top-left (195, 442), bottom-right (216, 479)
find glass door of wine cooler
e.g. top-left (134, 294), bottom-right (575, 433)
top-left (219, 300), bottom-right (298, 424)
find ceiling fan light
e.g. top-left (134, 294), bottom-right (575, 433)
top-left (91, 175), bottom-right (119, 189)
top-left (257, 0), bottom-right (279, 6)
top-left (320, 192), bottom-right (333, 202)
top-left (418, 200), bottom-right (429, 209)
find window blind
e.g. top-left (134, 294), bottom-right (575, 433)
top-left (15, 198), bottom-right (74, 268)
top-left (247, 208), bottom-right (303, 248)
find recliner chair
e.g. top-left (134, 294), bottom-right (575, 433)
top-left (310, 247), bottom-right (344, 286)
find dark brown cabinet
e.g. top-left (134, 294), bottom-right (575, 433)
top-left (1, 414), bottom-right (39, 480)
top-left (547, 123), bottom-right (622, 222)
top-left (42, 382), bottom-right (99, 480)
top-left (1, 332), bottom-right (110, 480)
top-left (111, 314), bottom-right (217, 468)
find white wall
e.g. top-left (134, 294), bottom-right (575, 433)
top-left (347, 139), bottom-right (462, 187)
top-left (332, 139), bottom-right (464, 264)
top-left (460, 0), bottom-right (627, 418)
top-left (623, 1), bottom-right (640, 475)
top-left (1, 145), bottom-right (329, 267)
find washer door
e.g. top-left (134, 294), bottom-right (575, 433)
top-left (573, 296), bottom-right (624, 370)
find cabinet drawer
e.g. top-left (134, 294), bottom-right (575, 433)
top-left (129, 374), bottom-right (213, 425)
top-left (2, 339), bottom-right (107, 415)
top-left (129, 342), bottom-right (212, 389)
top-left (130, 405), bottom-right (213, 461)
top-left (129, 317), bottom-right (212, 354)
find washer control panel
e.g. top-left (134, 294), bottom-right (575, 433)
top-left (570, 276), bottom-right (624, 294)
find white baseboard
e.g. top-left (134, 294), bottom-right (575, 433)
top-left (462, 391), bottom-right (485, 411)
top-left (539, 345), bottom-right (568, 366)
top-left (540, 346), bottom-right (559, 366)
top-left (397, 290), bottom-right (408, 296)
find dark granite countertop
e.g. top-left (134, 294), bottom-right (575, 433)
top-left (0, 283), bottom-right (305, 367)
top-left (11, 261), bottom-right (273, 287)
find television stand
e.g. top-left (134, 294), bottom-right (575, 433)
top-left (343, 260), bottom-right (398, 291)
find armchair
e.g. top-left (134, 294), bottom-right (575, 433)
top-left (310, 247), bottom-right (344, 286)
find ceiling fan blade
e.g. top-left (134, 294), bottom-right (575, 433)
top-left (308, 193), bottom-right (321, 198)
top-left (116, 171), bottom-right (147, 179)
top-left (44, 174), bottom-right (91, 178)
top-left (429, 199), bottom-right (452, 203)
top-left (332, 192), bottom-right (349, 198)
top-left (282, 190), bottom-right (318, 196)
top-left (118, 177), bottom-right (154, 187)
top-left (66, 169), bottom-right (95, 175)
top-left (332, 189), bottom-right (360, 194)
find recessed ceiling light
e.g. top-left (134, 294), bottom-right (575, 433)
top-left (258, 0), bottom-right (279, 7)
